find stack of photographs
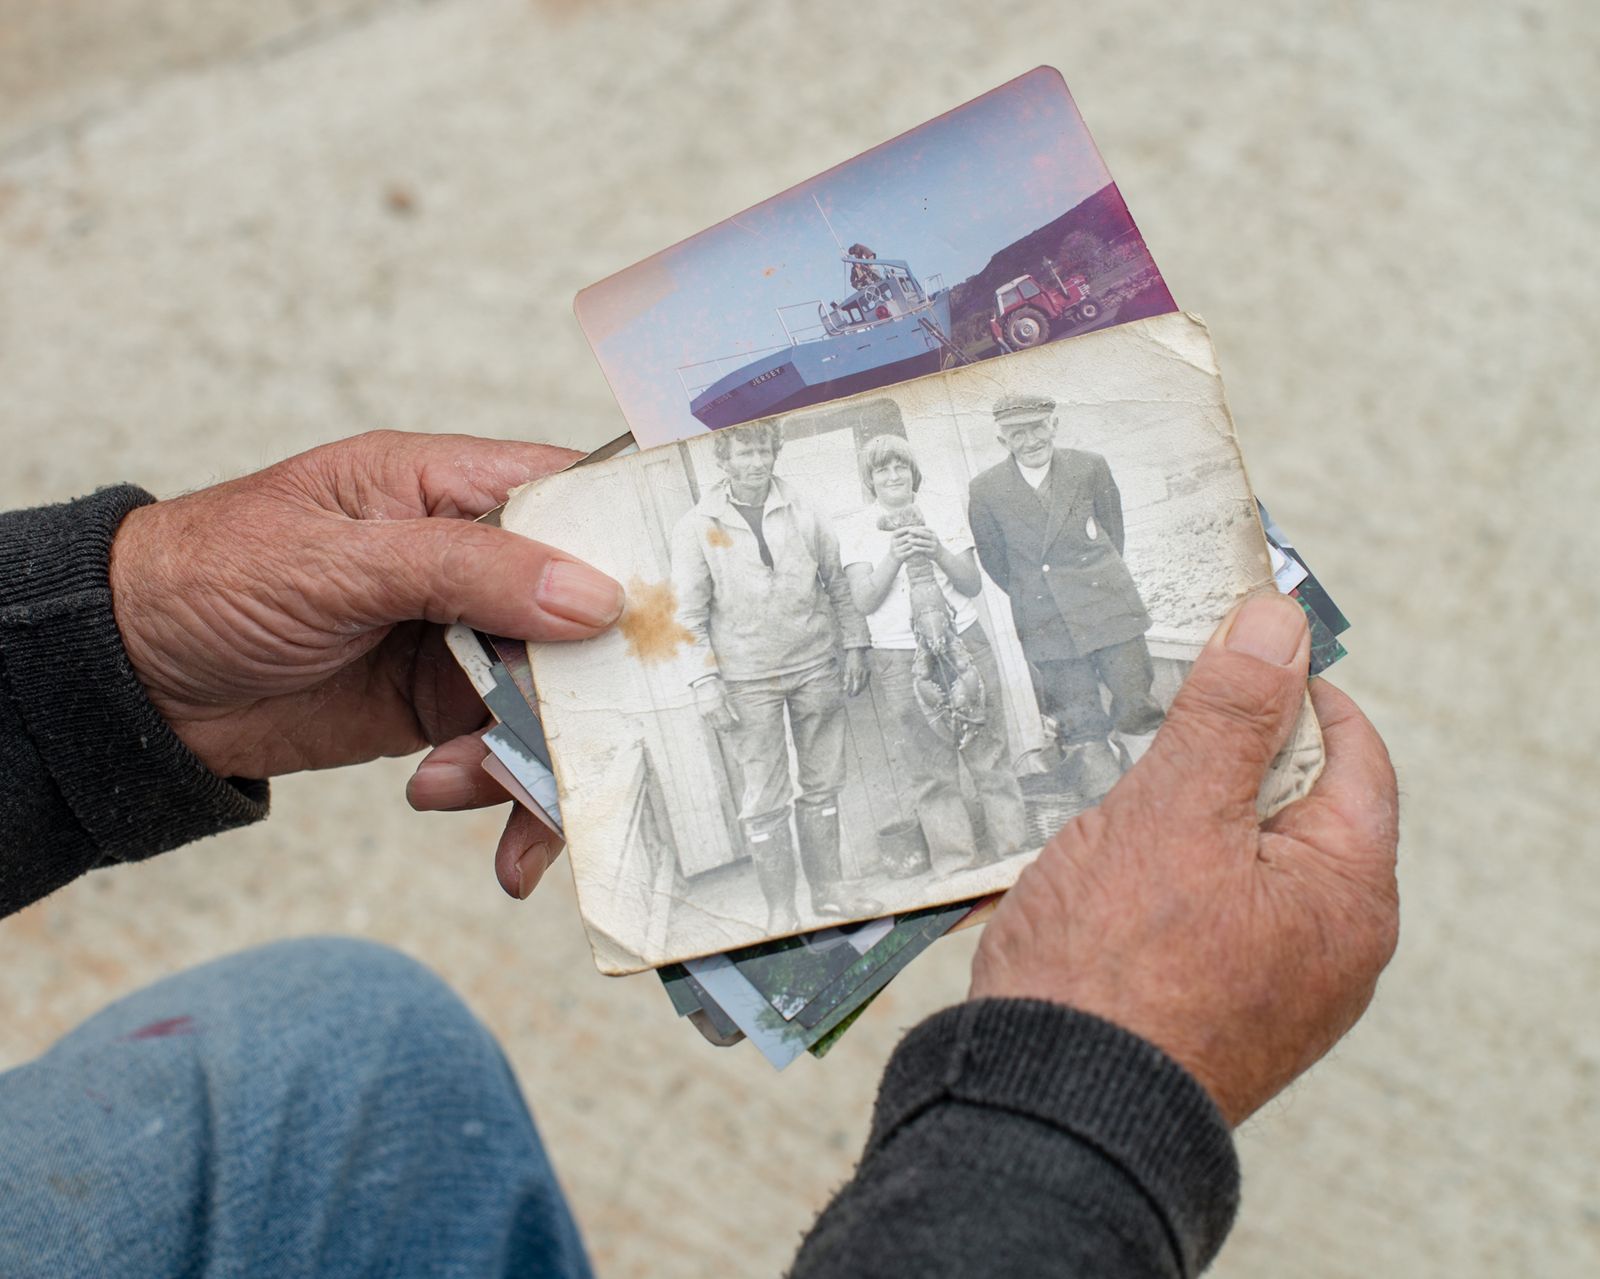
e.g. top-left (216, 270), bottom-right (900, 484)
top-left (446, 67), bottom-right (1351, 1068)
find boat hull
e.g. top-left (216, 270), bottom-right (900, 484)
top-left (690, 297), bottom-right (953, 431)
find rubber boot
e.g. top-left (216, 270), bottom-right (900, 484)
top-left (744, 816), bottom-right (800, 936)
top-left (954, 801), bottom-right (1002, 871)
top-left (796, 802), bottom-right (883, 919)
top-left (1113, 726), bottom-right (1160, 773)
top-left (954, 841), bottom-right (1002, 872)
top-left (1065, 738), bottom-right (1124, 807)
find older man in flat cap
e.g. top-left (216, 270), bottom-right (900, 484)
top-left (966, 393), bottom-right (1164, 801)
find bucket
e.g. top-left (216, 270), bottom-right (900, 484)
top-left (1018, 770), bottom-right (1090, 847)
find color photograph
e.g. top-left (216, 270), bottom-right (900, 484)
top-left (575, 66), bottom-right (1176, 448)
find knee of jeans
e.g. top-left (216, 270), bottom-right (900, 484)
top-left (1117, 702), bottom-right (1166, 735)
top-left (205, 937), bottom-right (496, 1075)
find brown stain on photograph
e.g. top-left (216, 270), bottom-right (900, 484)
top-left (705, 526), bottom-right (733, 548)
top-left (617, 578), bottom-right (695, 663)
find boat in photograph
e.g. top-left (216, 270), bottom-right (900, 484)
top-left (682, 250), bottom-right (958, 431)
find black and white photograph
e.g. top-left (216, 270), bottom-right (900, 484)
top-left (505, 313), bottom-right (1324, 972)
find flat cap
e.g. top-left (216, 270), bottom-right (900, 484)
top-left (993, 394), bottom-right (1056, 430)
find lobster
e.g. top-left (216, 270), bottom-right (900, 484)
top-left (876, 505), bottom-right (987, 750)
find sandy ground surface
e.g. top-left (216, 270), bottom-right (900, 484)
top-left (2, 2), bottom-right (1597, 1275)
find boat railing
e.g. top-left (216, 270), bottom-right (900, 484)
top-left (676, 344), bottom-right (793, 401)
top-left (775, 301), bottom-right (830, 347)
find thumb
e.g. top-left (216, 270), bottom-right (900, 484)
top-left (343, 517), bottom-right (625, 641)
top-left (1125, 592), bottom-right (1311, 825)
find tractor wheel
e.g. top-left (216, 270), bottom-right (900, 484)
top-left (1005, 306), bottom-right (1050, 348)
top-left (1076, 300), bottom-right (1101, 323)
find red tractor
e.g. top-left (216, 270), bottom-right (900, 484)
top-left (988, 263), bottom-right (1100, 351)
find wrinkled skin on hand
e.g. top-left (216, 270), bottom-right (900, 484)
top-left (970, 593), bottom-right (1400, 1126)
top-left (110, 430), bottom-right (625, 900)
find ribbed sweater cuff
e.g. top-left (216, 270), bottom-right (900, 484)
top-left (871, 999), bottom-right (1240, 1276)
top-left (0, 485), bottom-right (268, 867)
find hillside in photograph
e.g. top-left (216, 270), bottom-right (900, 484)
top-left (948, 183), bottom-right (1176, 356)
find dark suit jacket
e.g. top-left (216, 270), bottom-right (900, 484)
top-left (967, 448), bottom-right (1150, 662)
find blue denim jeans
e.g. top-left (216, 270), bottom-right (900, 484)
top-left (0, 937), bottom-right (592, 1279)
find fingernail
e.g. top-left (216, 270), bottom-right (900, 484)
top-left (514, 843), bottom-right (550, 899)
top-left (537, 561), bottom-right (624, 628)
top-left (407, 761), bottom-right (479, 811)
top-left (1223, 594), bottom-right (1307, 666)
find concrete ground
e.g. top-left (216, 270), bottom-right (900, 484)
top-left (2, 2), bottom-right (1596, 1275)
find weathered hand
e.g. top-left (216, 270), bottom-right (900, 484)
top-left (970, 593), bottom-right (1399, 1126)
top-left (405, 729), bottom-right (570, 901)
top-left (110, 431), bottom-right (624, 896)
top-left (693, 676), bottom-right (741, 732)
top-left (844, 647), bottom-right (870, 697)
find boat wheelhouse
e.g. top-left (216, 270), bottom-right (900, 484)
top-left (682, 252), bottom-right (958, 431)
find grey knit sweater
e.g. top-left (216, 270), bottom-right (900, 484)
top-left (0, 486), bottom-right (1240, 1277)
